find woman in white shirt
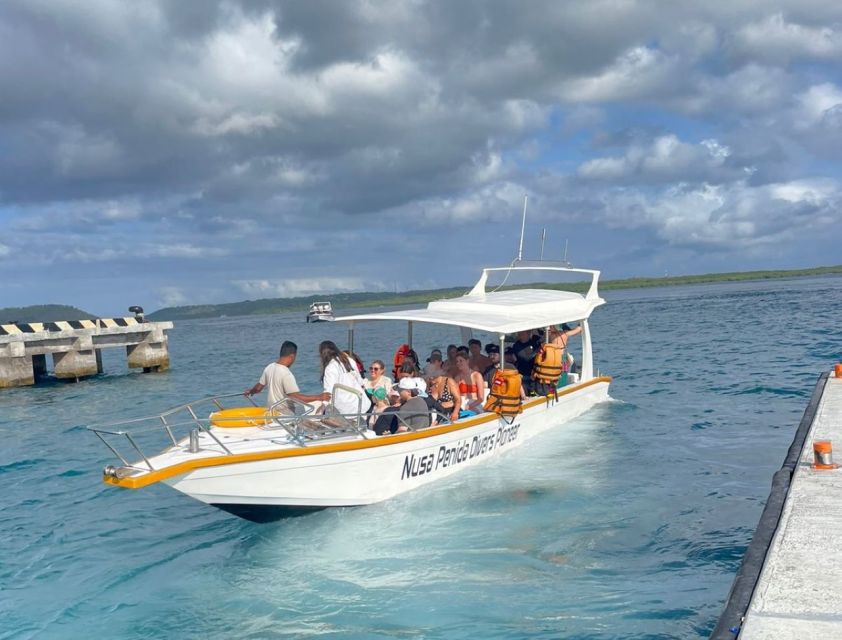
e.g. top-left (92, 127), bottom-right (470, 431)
top-left (319, 341), bottom-right (367, 415)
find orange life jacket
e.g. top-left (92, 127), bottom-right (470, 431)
top-left (483, 369), bottom-right (523, 417)
top-left (392, 343), bottom-right (412, 380)
top-left (532, 343), bottom-right (564, 384)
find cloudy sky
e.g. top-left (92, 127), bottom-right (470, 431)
top-left (1, 1), bottom-right (841, 314)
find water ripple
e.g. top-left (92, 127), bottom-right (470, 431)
top-left (1, 276), bottom-right (840, 638)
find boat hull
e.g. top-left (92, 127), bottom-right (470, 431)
top-left (164, 379), bottom-right (610, 518)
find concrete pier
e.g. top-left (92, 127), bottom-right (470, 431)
top-left (0, 318), bottom-right (173, 387)
top-left (711, 368), bottom-right (842, 639)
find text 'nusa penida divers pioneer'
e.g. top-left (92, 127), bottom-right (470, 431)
top-left (402, 422), bottom-right (520, 480)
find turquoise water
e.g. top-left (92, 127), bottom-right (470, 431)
top-left (2, 276), bottom-right (841, 639)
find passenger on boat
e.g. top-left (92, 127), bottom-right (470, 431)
top-left (405, 350), bottom-right (421, 373)
top-left (345, 351), bottom-right (366, 377)
top-left (443, 344), bottom-right (459, 376)
top-left (245, 341), bottom-right (330, 407)
top-left (468, 338), bottom-right (492, 372)
top-left (548, 323), bottom-right (582, 384)
top-left (504, 346), bottom-right (516, 367)
top-left (364, 360), bottom-right (393, 396)
top-left (319, 341), bottom-right (368, 415)
top-left (549, 323), bottom-right (582, 350)
top-left (482, 344), bottom-right (501, 388)
top-left (423, 349), bottom-right (444, 378)
top-left (428, 372), bottom-right (461, 422)
top-left (453, 352), bottom-right (486, 413)
top-left (481, 344), bottom-right (527, 401)
top-left (397, 360), bottom-right (421, 380)
top-left (367, 386), bottom-right (391, 428)
top-left (513, 330), bottom-right (542, 394)
top-left (372, 377), bottom-right (431, 435)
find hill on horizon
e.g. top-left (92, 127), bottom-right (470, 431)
top-left (0, 304), bottom-right (96, 324)
top-left (146, 264), bottom-right (842, 322)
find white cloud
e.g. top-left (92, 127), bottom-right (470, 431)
top-left (192, 111), bottom-right (279, 137)
top-left (44, 242), bottom-right (225, 264)
top-left (144, 243), bottom-right (226, 259)
top-left (413, 181), bottom-right (529, 225)
top-left (3, 2), bottom-right (842, 312)
top-left (48, 123), bottom-right (124, 178)
top-left (683, 63), bottom-right (792, 116)
top-left (557, 46), bottom-right (680, 103)
top-left (101, 202), bottom-right (141, 221)
top-left (795, 83), bottom-right (842, 129)
top-left (577, 134), bottom-right (735, 183)
top-left (233, 277), bottom-right (369, 298)
top-left (319, 51), bottom-right (421, 99)
top-left (597, 178), bottom-right (842, 248)
top-left (158, 286), bottom-right (187, 307)
top-left (735, 13), bottom-right (842, 62)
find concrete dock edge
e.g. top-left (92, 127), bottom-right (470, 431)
top-left (709, 371), bottom-right (830, 639)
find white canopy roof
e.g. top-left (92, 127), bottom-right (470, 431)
top-left (337, 286), bottom-right (604, 335)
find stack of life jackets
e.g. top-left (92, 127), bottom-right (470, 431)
top-left (483, 369), bottom-right (523, 417)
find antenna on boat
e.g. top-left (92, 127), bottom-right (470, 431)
top-left (539, 228), bottom-right (546, 261)
top-left (516, 195), bottom-right (528, 262)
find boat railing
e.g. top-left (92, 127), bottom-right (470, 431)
top-left (89, 387), bottom-right (464, 475)
top-left (88, 393), bottom-right (264, 472)
top-left (88, 387), bottom-right (377, 473)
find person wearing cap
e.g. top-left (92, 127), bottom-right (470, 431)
top-left (366, 386), bottom-right (391, 428)
top-left (423, 350), bottom-right (445, 378)
top-left (372, 377), bottom-right (431, 435)
top-left (503, 346), bottom-right (516, 366)
top-left (482, 343), bottom-right (502, 388)
top-left (512, 329), bottom-right (542, 394)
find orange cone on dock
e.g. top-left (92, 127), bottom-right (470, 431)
top-left (835, 363), bottom-right (842, 379)
top-left (812, 440), bottom-right (839, 470)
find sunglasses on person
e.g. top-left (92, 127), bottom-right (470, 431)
top-left (369, 366), bottom-right (381, 371)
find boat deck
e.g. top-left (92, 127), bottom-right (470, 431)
top-left (716, 370), bottom-right (842, 639)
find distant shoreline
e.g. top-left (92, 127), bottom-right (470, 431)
top-left (147, 264), bottom-right (842, 321)
top-left (3, 265), bottom-right (840, 323)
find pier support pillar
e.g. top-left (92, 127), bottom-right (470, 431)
top-left (0, 356), bottom-right (35, 388)
top-left (127, 328), bottom-right (169, 372)
top-left (32, 354), bottom-right (48, 379)
top-left (53, 346), bottom-right (101, 381)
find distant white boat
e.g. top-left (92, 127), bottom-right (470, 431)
top-left (306, 301), bottom-right (334, 323)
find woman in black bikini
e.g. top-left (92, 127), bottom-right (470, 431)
top-left (429, 373), bottom-right (461, 422)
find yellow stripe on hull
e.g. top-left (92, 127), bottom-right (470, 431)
top-left (104, 377), bottom-right (612, 490)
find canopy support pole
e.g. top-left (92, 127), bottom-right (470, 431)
top-left (580, 320), bottom-right (593, 381)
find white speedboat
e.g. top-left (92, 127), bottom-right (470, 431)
top-left (306, 301), bottom-right (334, 322)
top-left (90, 262), bottom-right (611, 521)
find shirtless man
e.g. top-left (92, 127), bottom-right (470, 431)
top-left (245, 340), bottom-right (328, 407)
top-left (549, 323), bottom-right (583, 351)
top-left (468, 338), bottom-right (492, 372)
